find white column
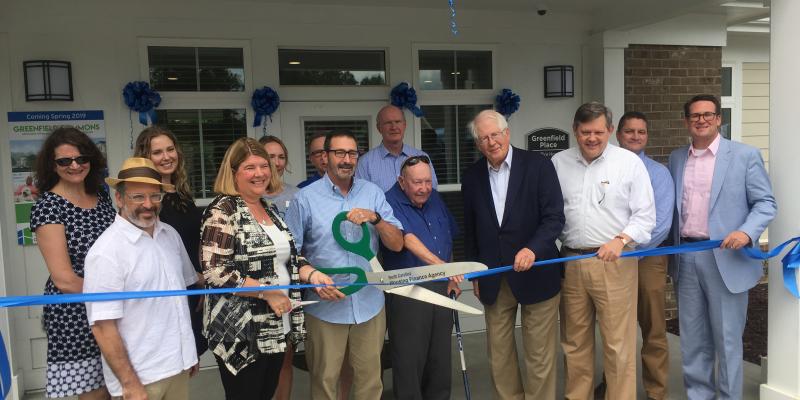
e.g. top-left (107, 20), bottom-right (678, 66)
top-left (602, 45), bottom-right (625, 125)
top-left (761, 0), bottom-right (800, 399)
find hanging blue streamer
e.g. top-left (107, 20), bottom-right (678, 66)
top-left (0, 237), bottom-right (799, 397)
top-left (495, 89), bottom-right (521, 119)
top-left (448, 0), bottom-right (459, 35)
top-left (251, 86), bottom-right (280, 128)
top-left (122, 81), bottom-right (161, 126)
top-left (390, 82), bottom-right (424, 118)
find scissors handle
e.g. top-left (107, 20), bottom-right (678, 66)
top-left (331, 211), bottom-right (375, 261)
top-left (315, 267), bottom-right (367, 296)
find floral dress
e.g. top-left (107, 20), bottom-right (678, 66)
top-left (30, 191), bottom-right (116, 397)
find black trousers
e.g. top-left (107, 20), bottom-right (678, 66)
top-left (387, 281), bottom-right (453, 400)
top-left (215, 352), bottom-right (284, 400)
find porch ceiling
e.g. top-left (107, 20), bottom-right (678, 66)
top-left (242, 0), bottom-right (768, 32)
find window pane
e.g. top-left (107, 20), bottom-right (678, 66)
top-left (198, 48), bottom-right (245, 91)
top-left (279, 49), bottom-right (386, 86)
top-left (721, 107), bottom-right (732, 139)
top-left (155, 109), bottom-right (247, 198)
top-left (721, 67), bottom-right (732, 97)
top-left (149, 46), bottom-right (198, 91)
top-left (419, 50), bottom-right (455, 90)
top-left (456, 51), bottom-right (492, 89)
top-left (420, 104), bottom-right (492, 184)
top-left (303, 120), bottom-right (370, 179)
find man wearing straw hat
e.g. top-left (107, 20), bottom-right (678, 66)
top-left (84, 157), bottom-right (199, 400)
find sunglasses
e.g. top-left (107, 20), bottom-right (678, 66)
top-left (54, 156), bottom-right (90, 167)
top-left (401, 155), bottom-right (430, 171)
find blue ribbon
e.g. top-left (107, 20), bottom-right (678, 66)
top-left (1, 237), bottom-right (798, 397)
top-left (122, 81), bottom-right (161, 126)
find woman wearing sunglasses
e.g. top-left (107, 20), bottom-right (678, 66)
top-left (29, 127), bottom-right (116, 399)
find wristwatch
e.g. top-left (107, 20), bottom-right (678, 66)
top-left (371, 211), bottom-right (382, 225)
top-left (614, 235), bottom-right (631, 246)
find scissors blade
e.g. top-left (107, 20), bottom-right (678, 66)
top-left (387, 285), bottom-right (483, 315)
top-left (366, 262), bottom-right (487, 287)
top-left (291, 300), bottom-right (319, 310)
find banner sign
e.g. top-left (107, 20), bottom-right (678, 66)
top-left (7, 111), bottom-right (106, 245)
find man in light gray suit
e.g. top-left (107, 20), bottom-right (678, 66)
top-left (669, 94), bottom-right (777, 400)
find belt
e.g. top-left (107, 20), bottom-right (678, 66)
top-left (681, 237), bottom-right (709, 243)
top-left (562, 246), bottom-right (600, 255)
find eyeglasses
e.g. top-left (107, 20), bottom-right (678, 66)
top-left (477, 131), bottom-right (505, 145)
top-left (327, 149), bottom-right (360, 159)
top-left (126, 192), bottom-right (165, 204)
top-left (401, 155), bottom-right (430, 171)
top-left (686, 112), bottom-right (718, 122)
top-left (54, 156), bottom-right (90, 167)
top-left (309, 149), bottom-right (326, 158)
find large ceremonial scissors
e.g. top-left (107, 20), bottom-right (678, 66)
top-left (316, 212), bottom-right (487, 315)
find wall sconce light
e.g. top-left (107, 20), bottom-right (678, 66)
top-left (544, 65), bottom-right (574, 98)
top-left (23, 60), bottom-right (74, 101)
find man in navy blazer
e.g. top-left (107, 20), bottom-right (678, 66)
top-left (462, 110), bottom-right (565, 400)
top-left (669, 94), bottom-right (776, 400)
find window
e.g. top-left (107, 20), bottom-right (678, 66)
top-left (418, 50), bottom-right (492, 90)
top-left (303, 120), bottom-right (370, 179)
top-left (721, 66), bottom-right (732, 97)
top-left (420, 104), bottom-right (492, 184)
top-left (148, 46), bottom-right (245, 92)
top-left (279, 49), bottom-right (386, 86)
top-left (155, 109), bottom-right (247, 198)
top-left (721, 107), bottom-right (732, 139)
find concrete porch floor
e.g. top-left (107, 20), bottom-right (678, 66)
top-left (25, 328), bottom-right (762, 400)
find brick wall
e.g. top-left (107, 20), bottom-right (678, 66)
top-left (624, 44), bottom-right (722, 164)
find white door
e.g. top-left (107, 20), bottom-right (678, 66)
top-left (277, 101), bottom-right (388, 186)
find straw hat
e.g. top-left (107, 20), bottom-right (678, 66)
top-left (105, 157), bottom-right (175, 191)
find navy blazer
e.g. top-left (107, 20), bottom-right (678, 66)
top-left (462, 147), bottom-right (565, 305)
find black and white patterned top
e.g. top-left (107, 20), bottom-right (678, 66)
top-left (30, 190), bottom-right (116, 396)
top-left (200, 195), bottom-right (307, 374)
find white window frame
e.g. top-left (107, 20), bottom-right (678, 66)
top-left (138, 38), bottom-right (254, 116)
top-left (276, 45), bottom-right (391, 102)
top-left (138, 38), bottom-right (255, 205)
top-left (721, 62), bottom-right (742, 142)
top-left (412, 43), bottom-right (498, 192)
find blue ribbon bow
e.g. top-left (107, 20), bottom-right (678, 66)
top-left (251, 86), bottom-right (280, 128)
top-left (122, 81), bottom-right (161, 125)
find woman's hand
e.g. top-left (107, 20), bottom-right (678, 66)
top-left (308, 270), bottom-right (346, 301)
top-left (261, 290), bottom-right (292, 317)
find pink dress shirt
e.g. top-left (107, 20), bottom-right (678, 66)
top-left (680, 134), bottom-right (720, 238)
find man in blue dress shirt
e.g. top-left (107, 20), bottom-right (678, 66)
top-left (356, 105), bottom-right (438, 192)
top-left (286, 130), bottom-right (404, 400)
top-left (297, 132), bottom-right (327, 188)
top-left (382, 155), bottom-right (460, 400)
top-left (596, 111), bottom-right (675, 400)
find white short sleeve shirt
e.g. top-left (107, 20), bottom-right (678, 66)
top-left (84, 215), bottom-right (198, 397)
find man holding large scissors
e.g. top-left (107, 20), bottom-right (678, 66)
top-left (286, 130), bottom-right (404, 400)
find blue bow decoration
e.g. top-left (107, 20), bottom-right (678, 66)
top-left (390, 83), bottom-right (424, 118)
top-left (251, 86), bottom-right (280, 128)
top-left (122, 81), bottom-right (161, 125)
top-left (495, 88), bottom-right (520, 119)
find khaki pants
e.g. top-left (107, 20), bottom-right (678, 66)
top-left (561, 252), bottom-right (638, 400)
top-left (111, 369), bottom-right (189, 400)
top-left (638, 255), bottom-right (669, 400)
top-left (305, 308), bottom-right (386, 400)
top-left (485, 278), bottom-right (559, 400)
